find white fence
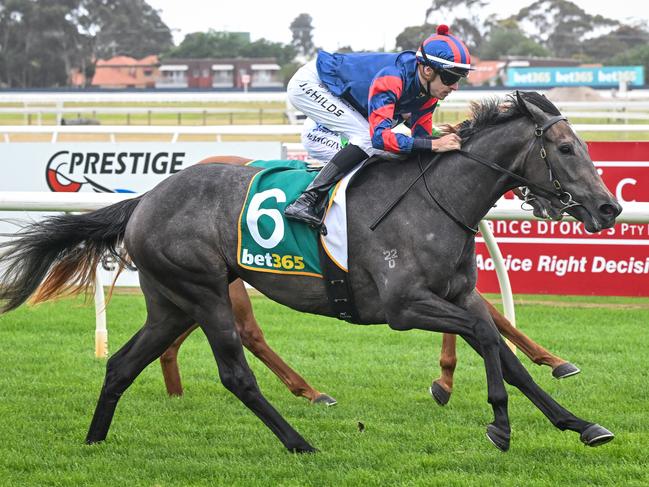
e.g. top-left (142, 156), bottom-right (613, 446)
top-left (3, 89), bottom-right (649, 105)
top-left (2, 123), bottom-right (648, 145)
top-left (0, 124), bottom-right (303, 143)
top-left (0, 92), bottom-right (289, 104)
top-left (4, 104), bottom-right (649, 125)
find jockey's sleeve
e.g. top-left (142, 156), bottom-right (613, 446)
top-left (408, 98), bottom-right (438, 138)
top-left (368, 74), bottom-right (438, 154)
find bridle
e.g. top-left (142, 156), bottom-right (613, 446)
top-left (456, 114), bottom-right (582, 215)
top-left (370, 113), bottom-right (583, 234)
top-left (515, 116), bottom-right (582, 215)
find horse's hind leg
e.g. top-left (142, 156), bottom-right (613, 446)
top-left (86, 279), bottom-right (194, 443)
top-left (230, 279), bottom-right (336, 406)
top-left (160, 324), bottom-right (198, 396)
top-left (197, 281), bottom-right (315, 453)
top-left (430, 334), bottom-right (456, 406)
top-left (158, 279), bottom-right (335, 405)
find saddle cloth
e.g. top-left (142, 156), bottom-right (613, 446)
top-left (237, 160), bottom-right (357, 277)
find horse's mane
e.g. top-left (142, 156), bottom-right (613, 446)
top-left (447, 91), bottom-right (561, 140)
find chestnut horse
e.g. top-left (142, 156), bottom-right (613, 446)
top-left (157, 155), bottom-right (579, 407)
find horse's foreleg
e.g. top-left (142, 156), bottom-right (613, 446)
top-left (387, 290), bottom-right (511, 451)
top-left (230, 280), bottom-right (336, 406)
top-left (496, 339), bottom-right (613, 446)
top-left (159, 324), bottom-right (198, 396)
top-left (430, 334), bottom-right (457, 406)
top-left (464, 292), bottom-right (613, 448)
top-left (479, 294), bottom-right (581, 379)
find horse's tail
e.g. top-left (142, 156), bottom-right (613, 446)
top-left (0, 196), bottom-right (142, 313)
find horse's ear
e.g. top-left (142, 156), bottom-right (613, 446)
top-left (515, 91), bottom-right (527, 114)
top-left (516, 91), bottom-right (547, 126)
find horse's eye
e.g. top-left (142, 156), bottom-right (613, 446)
top-left (559, 144), bottom-right (573, 154)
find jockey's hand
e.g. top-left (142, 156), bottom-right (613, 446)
top-left (431, 134), bottom-right (461, 152)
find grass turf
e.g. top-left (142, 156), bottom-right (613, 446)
top-left (0, 294), bottom-right (647, 486)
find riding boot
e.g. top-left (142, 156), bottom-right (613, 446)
top-left (284, 144), bottom-right (368, 229)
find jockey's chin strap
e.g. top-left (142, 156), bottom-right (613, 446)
top-left (370, 114), bottom-right (579, 234)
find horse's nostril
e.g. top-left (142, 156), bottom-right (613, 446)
top-left (599, 203), bottom-right (621, 218)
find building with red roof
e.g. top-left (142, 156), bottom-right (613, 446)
top-left (71, 55), bottom-right (159, 89)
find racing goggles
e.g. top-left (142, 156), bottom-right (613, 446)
top-left (435, 67), bottom-right (469, 86)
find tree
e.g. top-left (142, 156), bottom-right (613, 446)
top-left (581, 26), bottom-right (649, 64)
top-left (514, 0), bottom-right (619, 59)
top-left (0, 0), bottom-right (88, 87)
top-left (164, 31), bottom-right (248, 59)
top-left (610, 44), bottom-right (649, 81)
top-left (289, 13), bottom-right (314, 59)
top-left (79, 0), bottom-right (173, 59)
top-left (240, 39), bottom-right (297, 66)
top-left (164, 30), bottom-right (297, 65)
top-left (0, 0), bottom-right (173, 88)
top-left (478, 24), bottom-right (549, 59)
top-left (425, 0), bottom-right (493, 51)
top-left (395, 24), bottom-right (436, 51)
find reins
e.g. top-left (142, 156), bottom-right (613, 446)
top-left (369, 156), bottom-right (438, 231)
top-left (370, 113), bottom-right (578, 234)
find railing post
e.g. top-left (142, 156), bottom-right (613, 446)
top-left (479, 221), bottom-right (516, 353)
top-left (94, 272), bottom-right (108, 358)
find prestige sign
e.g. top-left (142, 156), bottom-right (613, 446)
top-left (0, 142), bottom-right (282, 193)
top-left (476, 142), bottom-right (649, 296)
top-left (45, 149), bottom-right (186, 192)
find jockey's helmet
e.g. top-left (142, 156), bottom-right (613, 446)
top-left (416, 24), bottom-right (473, 85)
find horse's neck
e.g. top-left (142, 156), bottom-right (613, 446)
top-left (425, 119), bottom-right (530, 229)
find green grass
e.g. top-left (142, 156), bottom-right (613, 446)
top-left (0, 294), bottom-right (648, 486)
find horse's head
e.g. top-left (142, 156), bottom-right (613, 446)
top-left (514, 91), bottom-right (622, 232)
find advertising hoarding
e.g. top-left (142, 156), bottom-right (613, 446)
top-left (506, 66), bottom-right (644, 88)
top-left (476, 142), bottom-right (649, 296)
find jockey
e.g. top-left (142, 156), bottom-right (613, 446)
top-left (284, 24), bottom-right (472, 228)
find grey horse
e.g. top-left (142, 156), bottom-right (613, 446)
top-left (0, 92), bottom-right (621, 453)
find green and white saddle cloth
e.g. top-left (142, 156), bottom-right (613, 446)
top-left (238, 160), bottom-right (322, 277)
top-left (237, 159), bottom-right (357, 277)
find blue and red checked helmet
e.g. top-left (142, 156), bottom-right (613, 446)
top-left (416, 24), bottom-right (473, 78)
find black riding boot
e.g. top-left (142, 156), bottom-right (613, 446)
top-left (284, 144), bottom-right (368, 229)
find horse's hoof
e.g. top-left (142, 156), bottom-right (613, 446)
top-left (486, 424), bottom-right (510, 452)
top-left (552, 362), bottom-right (581, 379)
top-left (429, 381), bottom-right (451, 406)
top-left (580, 424), bottom-right (614, 447)
top-left (311, 393), bottom-right (337, 407)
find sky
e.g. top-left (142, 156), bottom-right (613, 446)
top-left (146, 0), bottom-right (649, 52)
